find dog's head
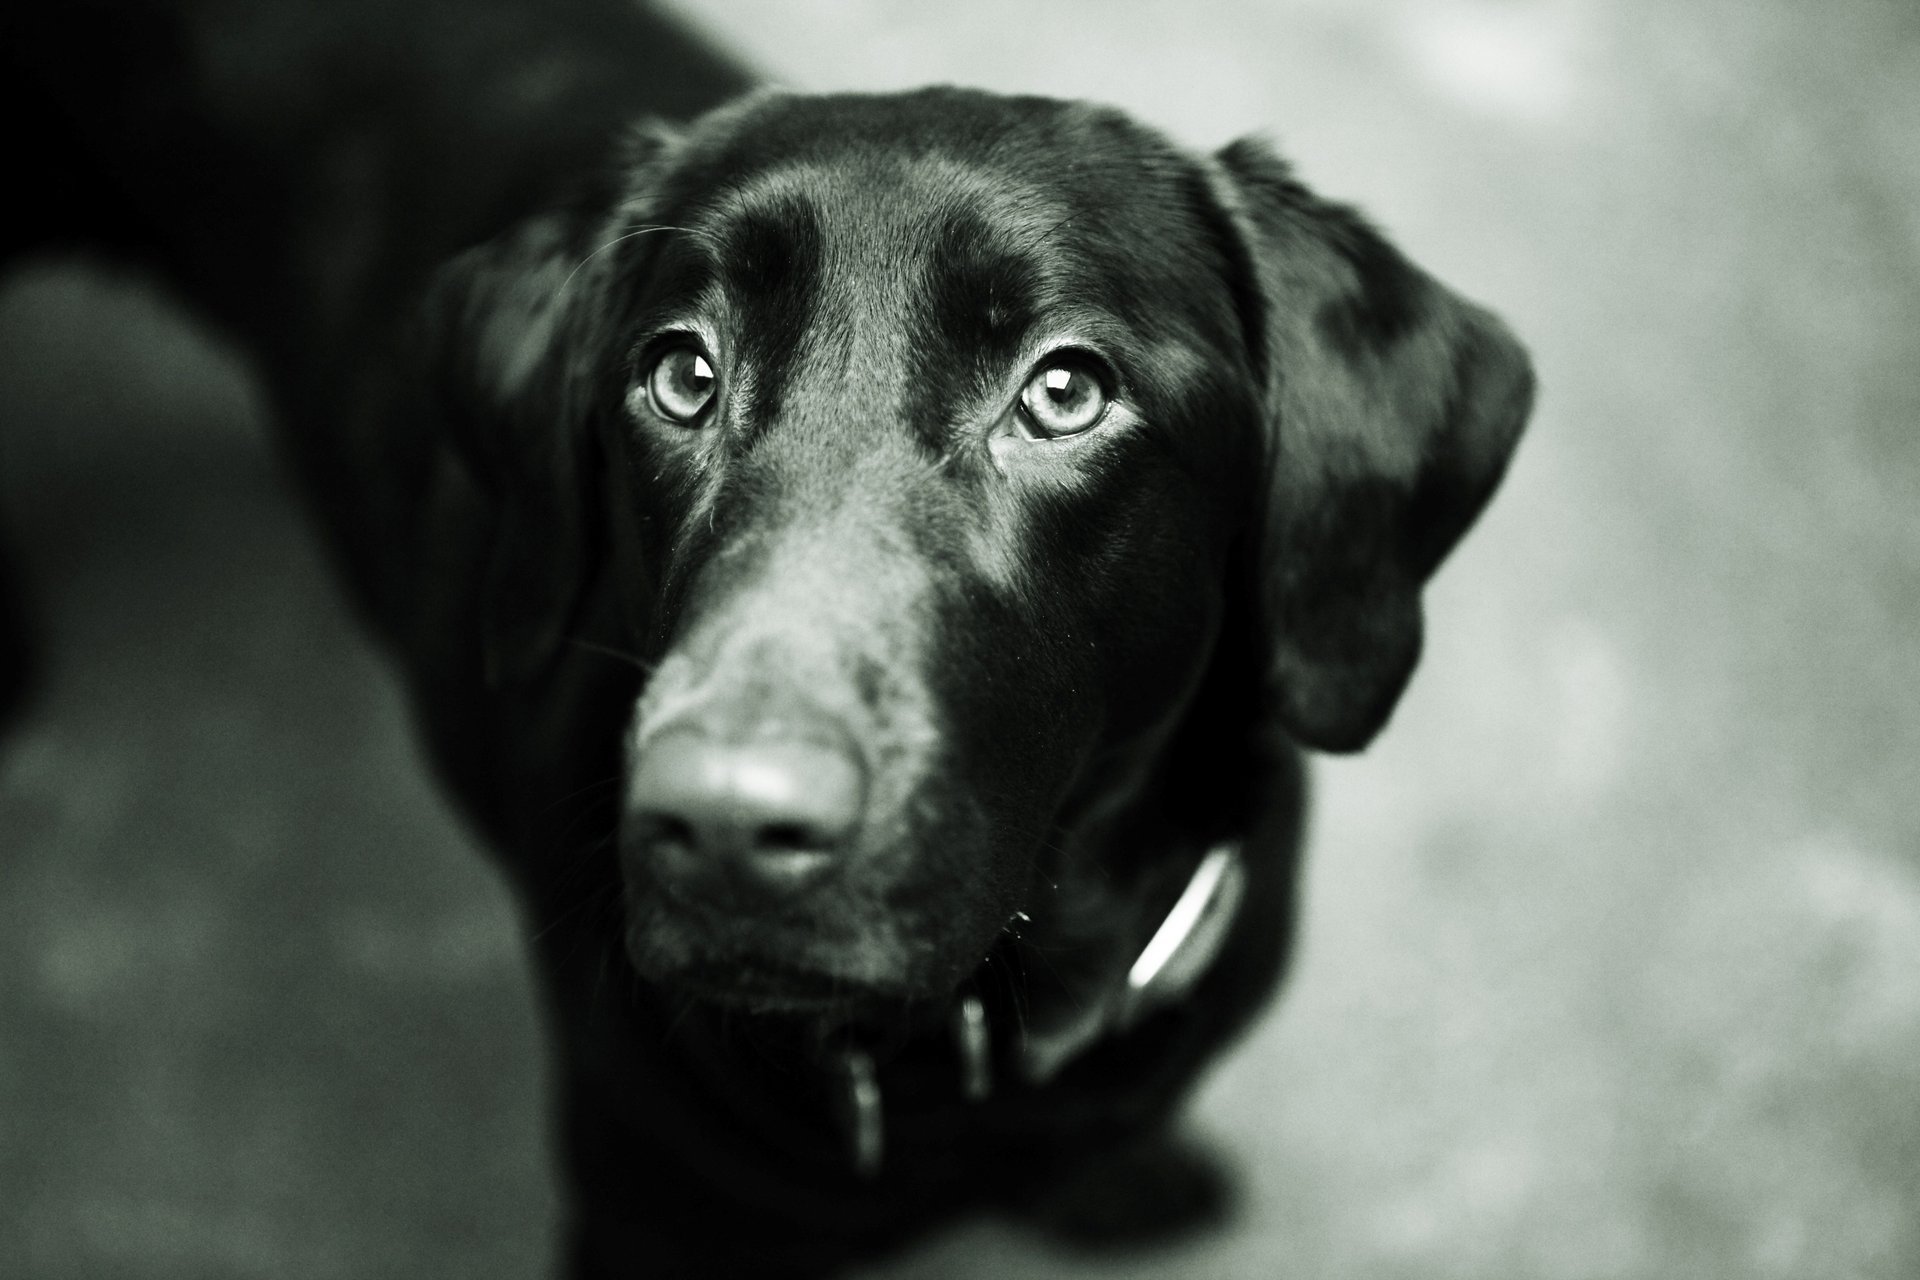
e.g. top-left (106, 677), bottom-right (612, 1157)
top-left (436, 89), bottom-right (1531, 1020)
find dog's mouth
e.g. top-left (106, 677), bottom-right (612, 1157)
top-left (619, 875), bottom-right (979, 1025)
top-left (664, 954), bottom-right (907, 1018)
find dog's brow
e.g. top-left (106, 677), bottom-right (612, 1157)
top-left (708, 196), bottom-right (828, 428)
top-left (716, 203), bottom-right (819, 296)
top-left (674, 221), bottom-right (729, 259)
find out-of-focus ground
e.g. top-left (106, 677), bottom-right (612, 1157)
top-left (3, 1), bottom-right (1917, 1276)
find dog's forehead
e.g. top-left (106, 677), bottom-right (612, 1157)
top-left (685, 87), bottom-right (1185, 210)
top-left (664, 91), bottom-right (1235, 331)
top-left (682, 152), bottom-right (1102, 323)
top-left (706, 156), bottom-right (1062, 270)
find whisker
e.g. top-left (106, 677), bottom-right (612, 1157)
top-left (1033, 212), bottom-right (1078, 250)
top-left (661, 992), bottom-right (698, 1043)
top-left (529, 895), bottom-right (591, 946)
top-left (554, 223), bottom-right (681, 302)
top-left (566, 636), bottom-right (659, 674)
top-left (983, 945), bottom-right (1030, 1037)
top-left (538, 772), bottom-right (624, 819)
top-left (592, 930), bottom-right (613, 1013)
top-left (535, 876), bottom-right (619, 977)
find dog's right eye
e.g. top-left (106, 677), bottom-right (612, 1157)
top-left (1016, 355), bottom-right (1111, 439)
top-left (644, 345), bottom-right (718, 424)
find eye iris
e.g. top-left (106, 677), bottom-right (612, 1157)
top-left (1022, 363), bottom-right (1106, 435)
top-left (649, 348), bottom-right (716, 422)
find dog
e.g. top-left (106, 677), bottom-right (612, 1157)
top-left (5, 1), bottom-right (1533, 1274)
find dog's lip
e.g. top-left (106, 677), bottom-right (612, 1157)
top-left (621, 879), bottom-right (982, 1019)
top-left (663, 955), bottom-right (906, 1014)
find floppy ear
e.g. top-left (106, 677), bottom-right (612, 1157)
top-left (424, 125), bottom-right (679, 688)
top-left (426, 214), bottom-right (603, 688)
top-left (1209, 137), bottom-right (1534, 752)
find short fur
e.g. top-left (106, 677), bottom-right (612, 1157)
top-left (4, 2), bottom-right (1532, 1275)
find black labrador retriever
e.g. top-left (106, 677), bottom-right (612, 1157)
top-left (5, 1), bottom-right (1532, 1274)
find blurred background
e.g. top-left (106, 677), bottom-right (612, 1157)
top-left (3, 0), bottom-right (1917, 1276)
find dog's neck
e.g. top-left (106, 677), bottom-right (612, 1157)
top-left (825, 837), bottom-right (1249, 1176)
top-left (1016, 840), bottom-right (1249, 1083)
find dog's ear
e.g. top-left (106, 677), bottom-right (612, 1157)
top-left (424, 124), bottom-right (680, 688)
top-left (1209, 138), bottom-right (1534, 752)
top-left (427, 214), bottom-right (605, 688)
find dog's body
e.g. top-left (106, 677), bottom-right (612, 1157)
top-left (6, 2), bottom-right (1532, 1275)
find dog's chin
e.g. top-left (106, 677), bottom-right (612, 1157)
top-left (622, 913), bottom-right (972, 1032)
top-left (619, 866), bottom-right (1011, 1016)
top-left (658, 956), bottom-right (913, 1024)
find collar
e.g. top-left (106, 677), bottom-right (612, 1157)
top-left (832, 840), bottom-right (1249, 1176)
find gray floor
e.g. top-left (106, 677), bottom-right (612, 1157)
top-left (4, 1), bottom-right (1917, 1277)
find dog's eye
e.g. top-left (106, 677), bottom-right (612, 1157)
top-left (1017, 359), bottom-right (1109, 438)
top-left (645, 345), bottom-right (718, 424)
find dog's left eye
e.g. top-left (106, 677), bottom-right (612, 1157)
top-left (1017, 359), bottom-right (1109, 438)
top-left (645, 345), bottom-right (718, 424)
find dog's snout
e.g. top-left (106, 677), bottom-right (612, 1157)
top-left (628, 728), bottom-right (865, 908)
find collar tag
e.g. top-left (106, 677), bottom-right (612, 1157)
top-left (1117, 843), bottom-right (1247, 1028)
top-left (1016, 840), bottom-right (1250, 1085)
top-left (953, 991), bottom-right (992, 1101)
top-left (837, 1048), bottom-right (883, 1178)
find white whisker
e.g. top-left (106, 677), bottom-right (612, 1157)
top-left (555, 223), bottom-right (681, 302)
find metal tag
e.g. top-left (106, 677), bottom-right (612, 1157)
top-left (1118, 843), bottom-right (1247, 1027)
top-left (952, 991), bottom-right (991, 1102)
top-left (838, 1048), bottom-right (883, 1178)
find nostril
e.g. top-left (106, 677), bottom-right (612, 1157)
top-left (640, 813), bottom-right (701, 882)
top-left (757, 822), bottom-right (819, 852)
top-left (625, 727), bottom-right (866, 907)
top-left (649, 815), bottom-right (697, 848)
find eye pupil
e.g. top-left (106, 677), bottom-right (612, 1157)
top-left (681, 354), bottom-right (714, 392)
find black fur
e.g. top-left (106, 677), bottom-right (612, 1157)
top-left (5, 4), bottom-right (1531, 1276)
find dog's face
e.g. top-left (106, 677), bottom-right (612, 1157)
top-left (603, 93), bottom-right (1261, 1010)
top-left (443, 89), bottom-right (1532, 1020)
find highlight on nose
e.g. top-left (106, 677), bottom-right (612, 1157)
top-left (625, 727), bottom-right (867, 909)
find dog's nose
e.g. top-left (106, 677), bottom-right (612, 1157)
top-left (627, 729), bottom-right (865, 907)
